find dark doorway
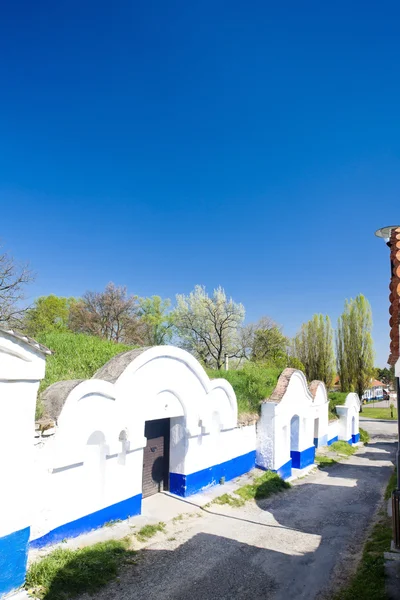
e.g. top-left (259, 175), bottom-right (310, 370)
top-left (142, 418), bottom-right (170, 498)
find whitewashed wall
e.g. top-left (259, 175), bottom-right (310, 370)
top-left (336, 393), bottom-right (360, 443)
top-left (30, 346), bottom-right (256, 548)
top-left (256, 369), bottom-right (316, 479)
top-left (0, 330), bottom-right (49, 598)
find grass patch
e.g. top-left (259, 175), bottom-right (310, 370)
top-left (385, 469), bottom-right (397, 501)
top-left (211, 471), bottom-right (290, 508)
top-left (207, 362), bottom-right (281, 416)
top-left (361, 407), bottom-right (398, 420)
top-left (330, 441), bottom-right (356, 457)
top-left (135, 522), bottom-right (166, 542)
top-left (315, 455), bottom-right (338, 468)
top-left (359, 428), bottom-right (370, 444)
top-left (35, 332), bottom-right (134, 418)
top-left (333, 474), bottom-right (395, 600)
top-left (25, 538), bottom-right (135, 600)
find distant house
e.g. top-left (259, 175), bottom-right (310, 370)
top-left (362, 379), bottom-right (388, 402)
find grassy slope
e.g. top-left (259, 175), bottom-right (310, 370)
top-left (37, 332), bottom-right (133, 392)
top-left (207, 363), bottom-right (281, 416)
top-left (37, 334), bottom-right (281, 417)
top-left (36, 332), bottom-right (133, 418)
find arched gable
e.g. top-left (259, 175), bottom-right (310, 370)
top-left (266, 368), bottom-right (313, 416)
top-left (309, 381), bottom-right (328, 406)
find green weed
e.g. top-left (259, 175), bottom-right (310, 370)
top-left (135, 522), bottom-right (166, 542)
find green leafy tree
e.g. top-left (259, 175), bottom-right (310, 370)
top-left (138, 296), bottom-right (175, 345)
top-left (250, 318), bottom-right (288, 363)
top-left (293, 314), bottom-right (335, 387)
top-left (375, 366), bottom-right (394, 387)
top-left (174, 285), bottom-right (245, 369)
top-left (336, 294), bottom-right (375, 397)
top-left (24, 295), bottom-right (76, 337)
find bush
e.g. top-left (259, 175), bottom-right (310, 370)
top-left (207, 362), bottom-right (281, 415)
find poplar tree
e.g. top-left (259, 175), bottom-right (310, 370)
top-left (336, 294), bottom-right (374, 397)
top-left (293, 314), bottom-right (335, 387)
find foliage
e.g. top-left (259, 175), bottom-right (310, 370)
top-left (0, 243), bottom-right (33, 327)
top-left (211, 471), bottom-right (290, 508)
top-left (336, 294), bottom-right (374, 398)
top-left (292, 314), bottom-right (335, 387)
top-left (207, 362), bottom-right (281, 415)
top-left (25, 538), bottom-right (135, 600)
top-left (375, 366), bottom-right (394, 387)
top-left (359, 428), bottom-right (370, 444)
top-left (361, 407), bottom-right (397, 420)
top-left (328, 392), bottom-right (348, 417)
top-left (330, 441), bottom-right (356, 456)
top-left (174, 285), bottom-right (245, 369)
top-left (69, 282), bottom-right (142, 344)
top-left (242, 316), bottom-right (288, 362)
top-left (135, 522), bottom-right (166, 542)
top-left (24, 295), bottom-right (76, 337)
top-left (138, 295), bottom-right (174, 345)
top-left (35, 332), bottom-right (133, 416)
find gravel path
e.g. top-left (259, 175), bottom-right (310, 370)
top-left (84, 420), bottom-right (397, 600)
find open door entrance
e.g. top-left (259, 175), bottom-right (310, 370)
top-left (142, 418), bottom-right (170, 498)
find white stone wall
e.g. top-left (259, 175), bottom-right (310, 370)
top-left (30, 346), bottom-right (255, 544)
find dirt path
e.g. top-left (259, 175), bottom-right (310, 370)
top-left (85, 420), bottom-right (397, 600)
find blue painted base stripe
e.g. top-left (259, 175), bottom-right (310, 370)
top-left (352, 433), bottom-right (360, 443)
top-left (30, 494), bottom-right (142, 548)
top-left (290, 446), bottom-right (316, 469)
top-left (314, 435), bottom-right (328, 448)
top-left (327, 436), bottom-right (338, 446)
top-left (273, 458), bottom-right (292, 480)
top-left (0, 526), bottom-right (30, 596)
top-left (347, 438), bottom-right (353, 445)
top-left (170, 450), bottom-right (256, 497)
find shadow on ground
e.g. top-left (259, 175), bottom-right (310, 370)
top-left (41, 440), bottom-right (396, 600)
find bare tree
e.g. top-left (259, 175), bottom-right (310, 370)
top-left (0, 245), bottom-right (33, 327)
top-left (69, 282), bottom-right (143, 344)
top-left (174, 285), bottom-right (245, 369)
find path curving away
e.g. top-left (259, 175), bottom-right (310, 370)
top-left (81, 419), bottom-right (397, 600)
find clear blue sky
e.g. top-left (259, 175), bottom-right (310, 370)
top-left (1, 1), bottom-right (399, 366)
